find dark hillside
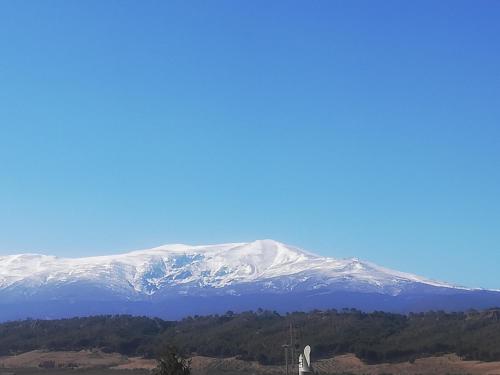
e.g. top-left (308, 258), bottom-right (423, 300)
top-left (2, 309), bottom-right (500, 365)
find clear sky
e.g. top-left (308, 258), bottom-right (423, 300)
top-left (1, 1), bottom-right (499, 289)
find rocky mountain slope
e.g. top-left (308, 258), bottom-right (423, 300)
top-left (0, 239), bottom-right (498, 320)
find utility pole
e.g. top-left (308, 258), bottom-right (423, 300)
top-left (289, 323), bottom-right (294, 372)
top-left (283, 344), bottom-right (289, 375)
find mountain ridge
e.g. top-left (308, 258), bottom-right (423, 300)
top-left (0, 239), bottom-right (498, 321)
top-left (0, 239), bottom-right (461, 293)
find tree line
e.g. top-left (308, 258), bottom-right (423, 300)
top-left (1, 308), bottom-right (500, 365)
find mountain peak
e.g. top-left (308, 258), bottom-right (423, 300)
top-left (0, 240), bottom-right (471, 306)
top-left (0, 240), bottom-right (495, 321)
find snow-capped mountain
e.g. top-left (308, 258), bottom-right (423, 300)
top-left (0, 240), bottom-right (498, 321)
top-left (0, 239), bottom-right (452, 297)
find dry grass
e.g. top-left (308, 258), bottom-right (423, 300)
top-left (0, 349), bottom-right (129, 368)
top-left (191, 354), bottom-right (500, 375)
top-left (314, 353), bottom-right (500, 375)
top-left (2, 351), bottom-right (500, 375)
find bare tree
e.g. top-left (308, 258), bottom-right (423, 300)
top-left (154, 346), bottom-right (191, 375)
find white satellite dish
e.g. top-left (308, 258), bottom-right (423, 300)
top-left (304, 345), bottom-right (311, 367)
top-left (299, 345), bottom-right (312, 375)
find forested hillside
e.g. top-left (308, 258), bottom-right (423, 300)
top-left (1, 309), bottom-right (500, 365)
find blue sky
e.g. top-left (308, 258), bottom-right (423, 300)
top-left (0, 1), bottom-right (499, 288)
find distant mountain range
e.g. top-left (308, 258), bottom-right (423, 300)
top-left (1, 239), bottom-right (499, 321)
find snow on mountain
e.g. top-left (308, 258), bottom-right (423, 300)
top-left (2, 239), bottom-right (500, 321)
top-left (0, 239), bottom-right (460, 298)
